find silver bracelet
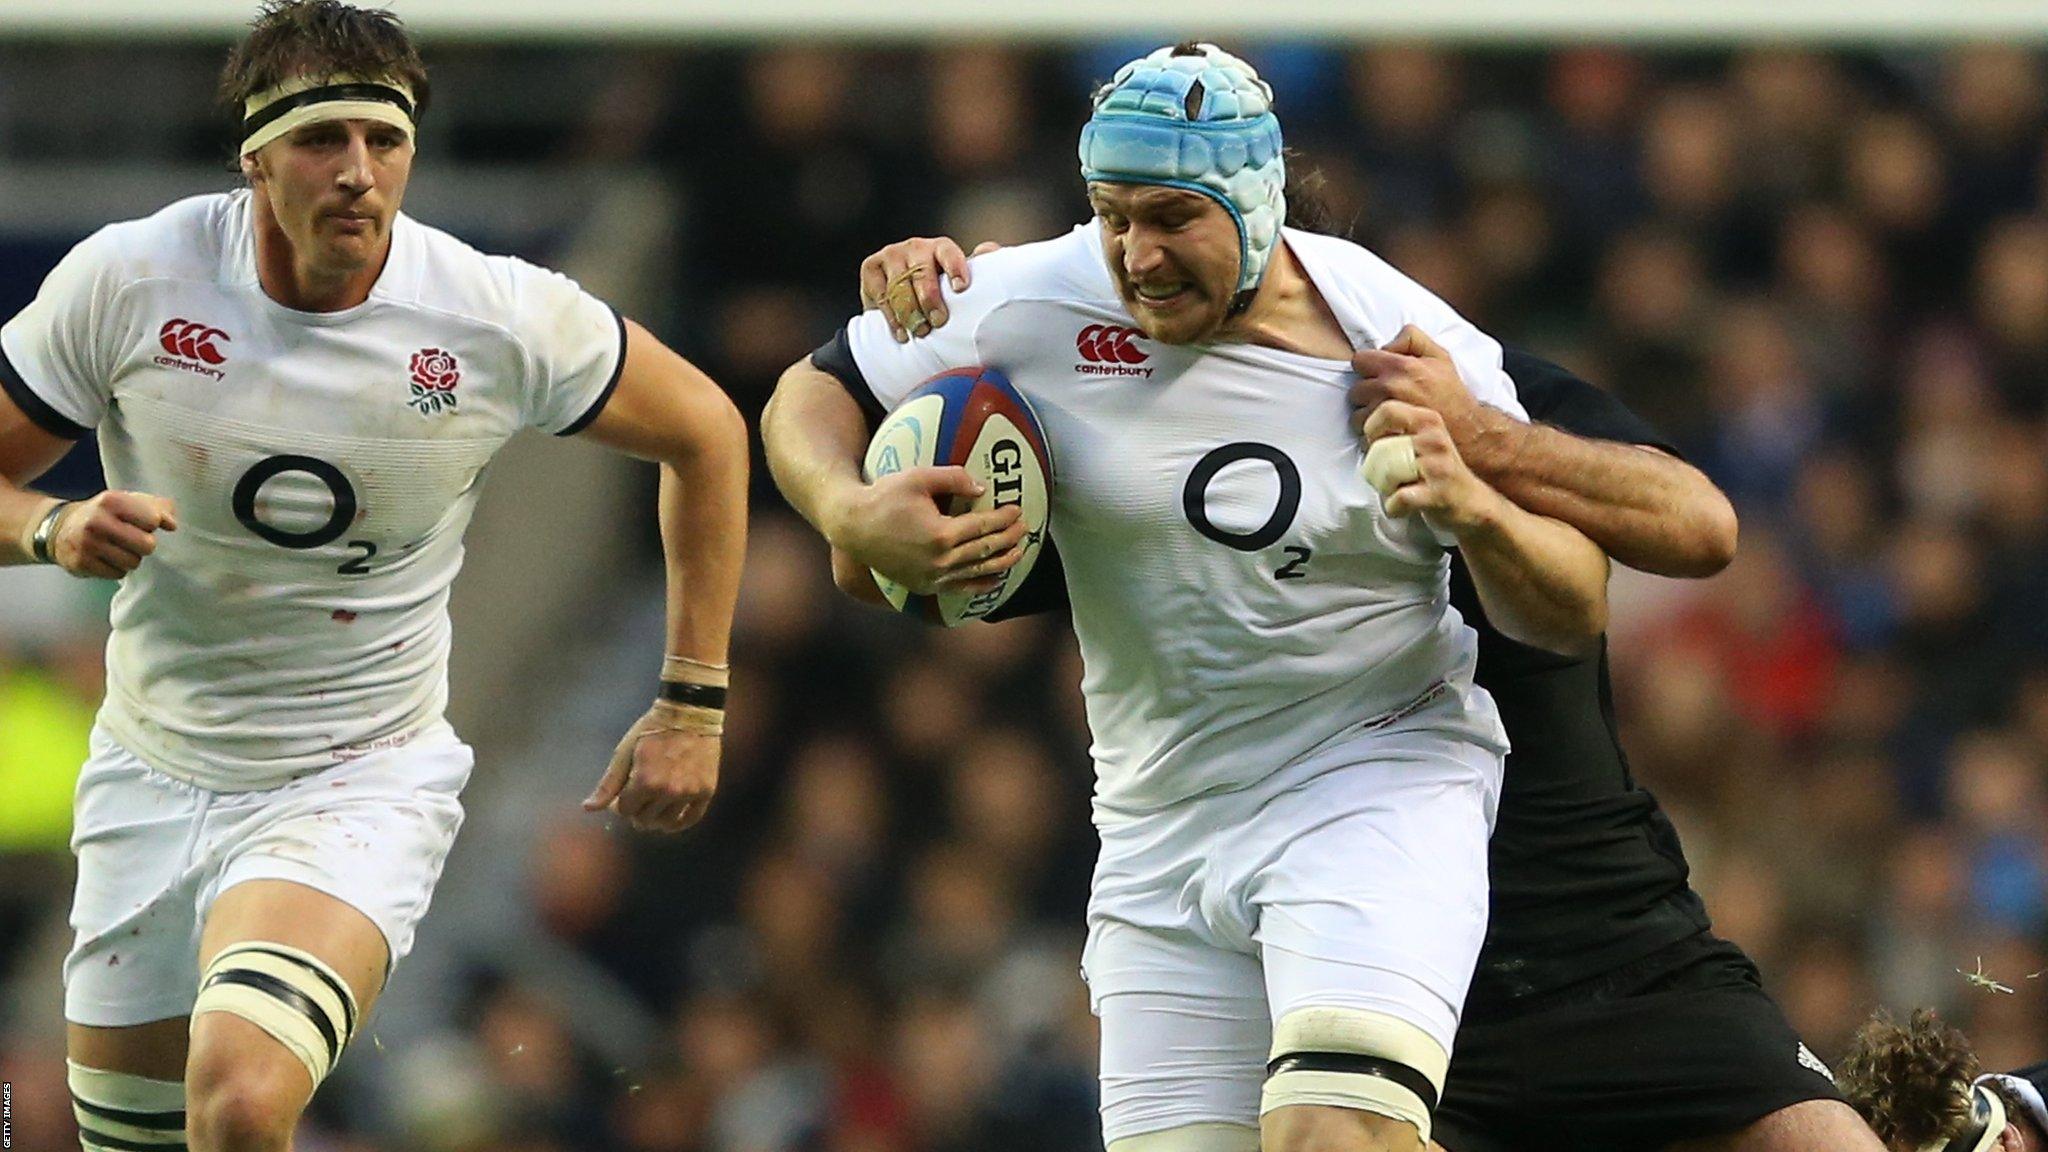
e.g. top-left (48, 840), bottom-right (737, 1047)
top-left (28, 500), bottom-right (71, 564)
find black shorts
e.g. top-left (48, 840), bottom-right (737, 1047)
top-left (1434, 933), bottom-right (1843, 1152)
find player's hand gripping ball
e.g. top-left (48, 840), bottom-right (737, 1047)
top-left (862, 367), bottom-right (1053, 625)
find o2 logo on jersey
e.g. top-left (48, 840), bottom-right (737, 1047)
top-left (407, 348), bottom-right (462, 416)
top-left (153, 319), bottom-right (230, 381)
top-left (1183, 441), bottom-right (1314, 581)
top-left (233, 453), bottom-right (381, 575)
top-left (1074, 325), bottom-right (1154, 378)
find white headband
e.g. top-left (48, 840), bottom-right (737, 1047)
top-left (240, 73), bottom-right (416, 156)
top-left (1916, 1084), bottom-right (2008, 1152)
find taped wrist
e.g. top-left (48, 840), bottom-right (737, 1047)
top-left (641, 698), bottom-right (724, 737)
top-left (658, 654), bottom-right (728, 723)
top-left (661, 654), bottom-right (729, 685)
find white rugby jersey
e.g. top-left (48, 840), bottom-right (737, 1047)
top-left (845, 223), bottom-right (1525, 815)
top-left (1, 191), bottom-right (624, 790)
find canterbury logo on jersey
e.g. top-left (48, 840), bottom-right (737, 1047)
top-left (1075, 324), bottom-right (1154, 377)
top-left (153, 319), bottom-right (230, 380)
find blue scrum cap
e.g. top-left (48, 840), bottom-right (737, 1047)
top-left (1078, 42), bottom-right (1286, 306)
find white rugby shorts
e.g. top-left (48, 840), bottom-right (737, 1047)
top-left (1083, 691), bottom-right (1505, 1144)
top-left (63, 722), bottom-right (471, 1028)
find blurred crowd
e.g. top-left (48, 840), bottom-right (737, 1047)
top-left (1, 37), bottom-right (2047, 1152)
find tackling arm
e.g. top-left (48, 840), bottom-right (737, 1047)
top-left (1352, 330), bottom-right (1737, 578)
top-left (1454, 501), bottom-right (1611, 657)
top-left (1460, 415), bottom-right (1737, 578)
top-left (1366, 400), bottom-right (1609, 656)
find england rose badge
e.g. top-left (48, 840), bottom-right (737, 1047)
top-left (408, 347), bottom-right (461, 416)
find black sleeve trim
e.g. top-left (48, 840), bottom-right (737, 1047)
top-left (809, 327), bottom-right (888, 434)
top-left (982, 537), bottom-right (1071, 622)
top-left (1501, 346), bottom-right (1680, 456)
top-left (0, 346), bottom-right (88, 440)
top-left (555, 305), bottom-right (630, 437)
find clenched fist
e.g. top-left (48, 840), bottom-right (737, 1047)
top-left (1360, 401), bottom-right (1507, 539)
top-left (43, 490), bottom-right (179, 579)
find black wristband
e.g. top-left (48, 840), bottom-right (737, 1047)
top-left (659, 681), bottom-right (728, 710)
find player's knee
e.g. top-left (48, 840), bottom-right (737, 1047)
top-left (186, 1064), bottom-right (300, 1152)
top-left (1261, 1007), bottom-right (1449, 1149)
top-left (68, 1062), bottom-right (186, 1152)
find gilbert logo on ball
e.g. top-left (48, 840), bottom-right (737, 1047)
top-left (862, 366), bottom-right (1054, 626)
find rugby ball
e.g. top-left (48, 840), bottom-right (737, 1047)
top-left (861, 366), bottom-right (1053, 626)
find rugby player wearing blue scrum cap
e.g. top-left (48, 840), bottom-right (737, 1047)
top-left (767, 41), bottom-right (1614, 1152)
top-left (858, 48), bottom-right (1888, 1152)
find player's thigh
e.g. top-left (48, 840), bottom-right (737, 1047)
top-left (68, 1018), bottom-right (190, 1081)
top-left (68, 1018), bottom-right (193, 1152)
top-left (186, 879), bottom-right (392, 1111)
top-left (197, 879), bottom-right (391, 1017)
top-left (1661, 1100), bottom-right (1887, 1152)
top-left (186, 733), bottom-right (469, 1099)
top-left (1087, 919), bottom-right (1271, 1145)
top-left (201, 724), bottom-right (471, 976)
top-left (1253, 730), bottom-right (1498, 1050)
top-left (1264, 1103), bottom-right (1428, 1152)
top-left (1249, 733), bottom-right (1497, 1150)
top-left (1436, 937), bottom-right (1850, 1152)
top-left (65, 729), bottom-right (210, 1032)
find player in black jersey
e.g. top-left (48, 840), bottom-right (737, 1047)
top-left (1840, 1008), bottom-right (2048, 1151)
top-left (849, 237), bottom-right (1885, 1152)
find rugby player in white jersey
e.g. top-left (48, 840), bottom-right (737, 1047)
top-left (0, 4), bottom-right (748, 1151)
top-left (763, 43), bottom-right (1611, 1152)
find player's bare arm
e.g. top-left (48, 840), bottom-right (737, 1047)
top-left (1351, 326), bottom-right (1738, 578)
top-left (1363, 399), bottom-right (1609, 655)
top-left (762, 356), bottom-right (1027, 595)
top-left (575, 319), bottom-right (749, 834)
top-left (0, 390), bottom-right (177, 577)
top-left (829, 543), bottom-right (891, 606)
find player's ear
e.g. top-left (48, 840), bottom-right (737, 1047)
top-left (238, 151), bottom-right (262, 184)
